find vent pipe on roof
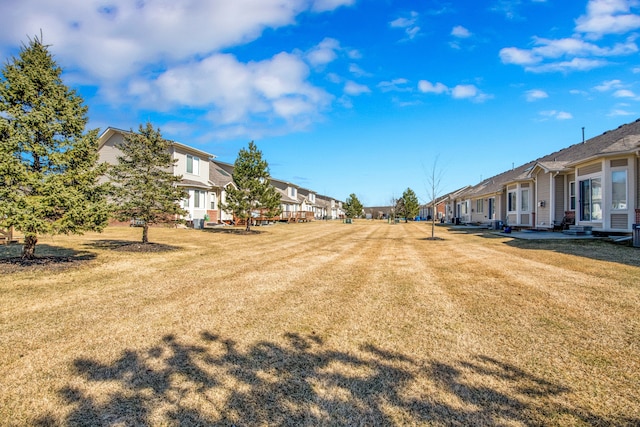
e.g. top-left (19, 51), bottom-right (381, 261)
top-left (582, 127), bottom-right (585, 143)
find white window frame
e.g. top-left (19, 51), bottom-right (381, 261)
top-left (521, 189), bottom-right (530, 212)
top-left (476, 199), bottom-right (484, 214)
top-left (210, 193), bottom-right (217, 210)
top-left (611, 169), bottom-right (627, 210)
top-left (508, 191), bottom-right (517, 212)
top-left (579, 176), bottom-right (602, 222)
top-left (186, 155), bottom-right (200, 175)
top-left (569, 181), bottom-right (576, 211)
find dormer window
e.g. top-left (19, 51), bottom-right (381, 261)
top-left (186, 155), bottom-right (199, 175)
top-left (290, 187), bottom-right (296, 197)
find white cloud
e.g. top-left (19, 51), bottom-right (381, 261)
top-left (390, 11), bottom-right (420, 40)
top-left (311, 0), bottom-right (355, 12)
top-left (451, 25), bottom-right (472, 38)
top-left (499, 47), bottom-right (539, 65)
top-left (594, 79), bottom-right (623, 91)
top-left (418, 80), bottom-right (491, 102)
top-left (613, 88), bottom-right (637, 97)
top-left (306, 38), bottom-right (341, 67)
top-left (540, 110), bottom-right (573, 120)
top-left (378, 78), bottom-right (411, 92)
top-left (500, 36), bottom-right (637, 71)
top-left (499, 1), bottom-right (640, 73)
top-left (570, 89), bottom-right (589, 96)
top-left (348, 63), bottom-right (371, 77)
top-left (133, 51), bottom-right (331, 126)
top-left (575, 0), bottom-right (640, 39)
top-left (418, 80), bottom-right (449, 94)
top-left (526, 89), bottom-right (548, 101)
top-left (0, 0), bottom-right (332, 82)
top-left (344, 81), bottom-right (371, 95)
top-left (451, 84), bottom-right (478, 99)
top-left (526, 57), bottom-right (609, 73)
top-left (608, 108), bottom-right (636, 116)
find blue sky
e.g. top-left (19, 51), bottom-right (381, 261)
top-left (2, 0), bottom-right (640, 206)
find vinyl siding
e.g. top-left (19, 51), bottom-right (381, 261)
top-left (537, 172), bottom-right (551, 226)
top-left (577, 162), bottom-right (602, 176)
top-left (610, 213), bottom-right (628, 229)
top-left (554, 175), bottom-right (565, 222)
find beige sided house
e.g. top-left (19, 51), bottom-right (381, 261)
top-left (422, 186), bottom-right (470, 222)
top-left (451, 118), bottom-right (640, 233)
top-left (208, 160), bottom-right (236, 224)
top-left (316, 194), bottom-right (344, 219)
top-left (297, 187), bottom-right (320, 221)
top-left (271, 179), bottom-right (303, 222)
top-left (528, 120), bottom-right (640, 233)
top-left (97, 128), bottom-right (215, 227)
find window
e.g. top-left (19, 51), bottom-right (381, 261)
top-left (569, 181), bottom-right (576, 210)
top-left (210, 193), bottom-right (217, 210)
top-left (192, 190), bottom-right (203, 208)
top-left (476, 199), bottom-right (484, 213)
top-left (580, 178), bottom-right (602, 221)
top-left (289, 187), bottom-right (296, 197)
top-left (508, 191), bottom-right (517, 212)
top-left (521, 189), bottom-right (529, 211)
top-left (186, 155), bottom-right (199, 175)
top-left (611, 170), bottom-right (627, 210)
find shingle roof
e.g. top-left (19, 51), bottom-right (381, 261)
top-left (209, 162), bottom-right (234, 188)
top-left (178, 179), bottom-right (211, 189)
top-left (458, 118), bottom-right (640, 199)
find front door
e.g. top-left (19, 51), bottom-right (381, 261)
top-left (488, 198), bottom-right (495, 220)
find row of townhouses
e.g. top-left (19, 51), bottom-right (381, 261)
top-left (97, 128), bottom-right (345, 226)
top-left (424, 118), bottom-right (640, 234)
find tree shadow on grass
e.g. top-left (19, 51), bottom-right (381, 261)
top-left (36, 332), bottom-right (636, 426)
top-left (0, 243), bottom-right (96, 271)
top-left (502, 238), bottom-right (640, 268)
top-left (85, 240), bottom-right (181, 253)
top-left (201, 227), bottom-right (263, 235)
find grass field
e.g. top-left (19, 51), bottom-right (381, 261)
top-left (1, 221), bottom-right (639, 426)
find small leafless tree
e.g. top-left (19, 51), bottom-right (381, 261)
top-left (424, 155), bottom-right (445, 239)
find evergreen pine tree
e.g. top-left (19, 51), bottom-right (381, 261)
top-left (108, 122), bottom-right (187, 243)
top-left (343, 193), bottom-right (363, 219)
top-left (222, 141), bottom-right (281, 232)
top-left (0, 36), bottom-right (109, 259)
top-left (400, 187), bottom-right (420, 222)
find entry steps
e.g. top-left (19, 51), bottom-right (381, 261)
top-left (562, 225), bottom-right (593, 235)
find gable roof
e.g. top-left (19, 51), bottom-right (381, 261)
top-left (209, 160), bottom-right (234, 188)
top-left (458, 118), bottom-right (640, 199)
top-left (98, 127), bottom-right (214, 159)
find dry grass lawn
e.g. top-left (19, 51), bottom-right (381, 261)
top-left (1, 221), bottom-right (639, 426)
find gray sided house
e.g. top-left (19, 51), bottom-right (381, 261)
top-left (271, 179), bottom-right (303, 222)
top-left (315, 194), bottom-right (344, 220)
top-left (208, 160), bottom-right (236, 224)
top-left (296, 187), bottom-right (321, 220)
top-left (452, 118), bottom-right (640, 233)
top-left (97, 128), bottom-right (215, 226)
top-left (422, 186), bottom-right (470, 222)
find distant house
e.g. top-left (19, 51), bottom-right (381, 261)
top-left (97, 128), bottom-right (215, 226)
top-left (316, 194), bottom-right (344, 220)
top-left (451, 118), bottom-right (640, 233)
top-left (297, 187), bottom-right (320, 221)
top-left (208, 160), bottom-right (236, 224)
top-left (421, 186), bottom-right (469, 221)
top-left (98, 127), bottom-right (346, 227)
